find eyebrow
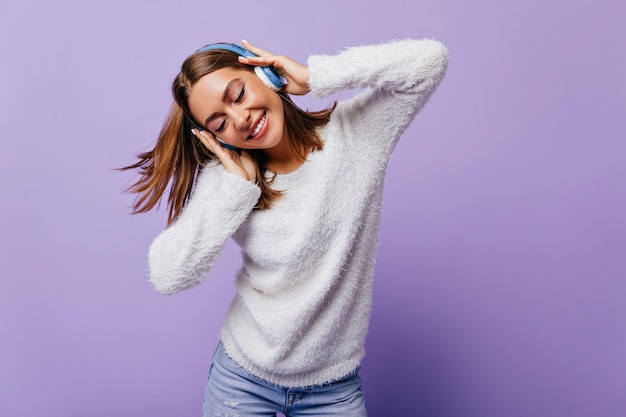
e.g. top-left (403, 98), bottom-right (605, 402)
top-left (203, 78), bottom-right (242, 129)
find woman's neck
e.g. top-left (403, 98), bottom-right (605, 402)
top-left (262, 134), bottom-right (307, 174)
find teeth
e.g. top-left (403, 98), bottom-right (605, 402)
top-left (250, 114), bottom-right (266, 137)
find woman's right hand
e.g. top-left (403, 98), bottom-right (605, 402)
top-left (191, 129), bottom-right (257, 182)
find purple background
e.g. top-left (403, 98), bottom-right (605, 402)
top-left (1, 0), bottom-right (624, 416)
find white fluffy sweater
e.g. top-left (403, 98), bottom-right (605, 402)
top-left (148, 39), bottom-right (448, 387)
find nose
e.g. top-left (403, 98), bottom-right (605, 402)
top-left (231, 108), bottom-right (251, 132)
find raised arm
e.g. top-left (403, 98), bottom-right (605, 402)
top-left (308, 39), bottom-right (448, 153)
top-left (309, 38), bottom-right (447, 97)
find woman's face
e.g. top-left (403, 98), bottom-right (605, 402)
top-left (188, 67), bottom-right (285, 150)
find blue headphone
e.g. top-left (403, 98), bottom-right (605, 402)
top-left (195, 43), bottom-right (286, 91)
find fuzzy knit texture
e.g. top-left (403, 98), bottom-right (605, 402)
top-left (148, 38), bottom-right (448, 387)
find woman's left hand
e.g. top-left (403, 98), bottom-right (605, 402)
top-left (239, 40), bottom-right (310, 95)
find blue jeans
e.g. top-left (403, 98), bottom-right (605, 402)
top-left (202, 342), bottom-right (368, 417)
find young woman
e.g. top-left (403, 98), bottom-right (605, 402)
top-left (124, 38), bottom-right (448, 416)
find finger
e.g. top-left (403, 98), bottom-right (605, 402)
top-left (192, 129), bottom-right (228, 158)
top-left (238, 55), bottom-right (281, 69)
top-left (191, 128), bottom-right (212, 150)
top-left (241, 40), bottom-right (272, 57)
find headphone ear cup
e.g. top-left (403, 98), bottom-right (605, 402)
top-left (254, 66), bottom-right (284, 91)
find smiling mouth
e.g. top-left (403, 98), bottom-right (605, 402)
top-left (248, 112), bottom-right (267, 139)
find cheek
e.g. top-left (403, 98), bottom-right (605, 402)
top-left (272, 95), bottom-right (285, 121)
top-left (272, 103), bottom-right (285, 136)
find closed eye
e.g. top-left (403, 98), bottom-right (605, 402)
top-left (215, 119), bottom-right (226, 133)
top-left (234, 86), bottom-right (245, 103)
top-left (206, 80), bottom-right (245, 134)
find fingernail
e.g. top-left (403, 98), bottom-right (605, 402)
top-left (242, 39), bottom-right (249, 44)
top-left (190, 128), bottom-right (196, 136)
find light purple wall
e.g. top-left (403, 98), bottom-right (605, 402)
top-left (1, 0), bottom-right (624, 416)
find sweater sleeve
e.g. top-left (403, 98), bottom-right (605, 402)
top-left (307, 38), bottom-right (448, 154)
top-left (148, 164), bottom-right (261, 294)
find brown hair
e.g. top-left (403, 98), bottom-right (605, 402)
top-left (121, 48), bottom-right (335, 225)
